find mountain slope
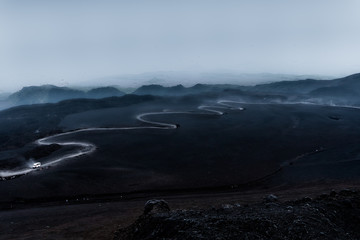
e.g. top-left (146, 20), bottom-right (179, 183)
top-left (133, 84), bottom-right (187, 96)
top-left (6, 85), bottom-right (126, 107)
top-left (251, 73), bottom-right (360, 95)
top-left (86, 87), bottom-right (125, 99)
top-left (8, 85), bottom-right (85, 105)
top-left (132, 84), bottom-right (243, 96)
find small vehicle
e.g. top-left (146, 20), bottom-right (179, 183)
top-left (32, 162), bottom-right (41, 169)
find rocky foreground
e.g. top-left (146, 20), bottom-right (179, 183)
top-left (114, 189), bottom-right (360, 240)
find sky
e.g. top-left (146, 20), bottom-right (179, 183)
top-left (0, 0), bottom-right (360, 91)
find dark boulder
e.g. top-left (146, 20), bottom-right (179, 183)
top-left (264, 194), bottom-right (278, 203)
top-left (144, 199), bottom-right (170, 215)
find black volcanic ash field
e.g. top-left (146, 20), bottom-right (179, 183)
top-left (1, 97), bottom-right (360, 201)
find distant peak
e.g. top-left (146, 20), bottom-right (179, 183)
top-left (344, 73), bottom-right (360, 79)
top-left (22, 84), bottom-right (56, 90)
top-left (192, 83), bottom-right (206, 88)
top-left (171, 84), bottom-right (185, 89)
top-left (139, 84), bottom-right (163, 88)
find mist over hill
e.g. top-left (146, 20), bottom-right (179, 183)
top-left (248, 73), bottom-right (360, 105)
top-left (0, 73), bottom-right (360, 240)
top-left (1, 1), bottom-right (360, 238)
top-left (0, 85), bottom-right (125, 110)
top-left (84, 87), bottom-right (125, 99)
top-left (0, 73), bottom-right (359, 111)
top-left (133, 83), bottom-right (243, 96)
top-left (0, 92), bottom-right (10, 100)
top-left (8, 85), bottom-right (85, 105)
top-left (251, 73), bottom-right (360, 94)
top-left (133, 73), bottom-right (360, 105)
top-left (82, 71), bottom-right (331, 88)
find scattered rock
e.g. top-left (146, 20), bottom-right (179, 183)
top-left (330, 190), bottom-right (337, 197)
top-left (265, 202), bottom-right (279, 208)
top-left (286, 206), bottom-right (293, 212)
top-left (297, 196), bottom-right (312, 203)
top-left (222, 204), bottom-right (233, 209)
top-left (264, 194), bottom-right (278, 203)
top-left (319, 193), bottom-right (328, 199)
top-left (143, 199), bottom-right (170, 215)
top-left (339, 189), bottom-right (355, 196)
top-left (114, 190), bottom-right (360, 240)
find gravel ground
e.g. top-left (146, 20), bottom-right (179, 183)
top-left (115, 189), bottom-right (360, 240)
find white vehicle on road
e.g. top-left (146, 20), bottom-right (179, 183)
top-left (32, 162), bottom-right (41, 169)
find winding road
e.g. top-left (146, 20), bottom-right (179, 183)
top-left (0, 100), bottom-right (244, 179)
top-left (1, 100), bottom-right (359, 180)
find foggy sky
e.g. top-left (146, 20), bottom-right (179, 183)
top-left (1, 0), bottom-right (360, 91)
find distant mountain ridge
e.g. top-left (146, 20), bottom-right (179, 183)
top-left (133, 83), bottom-right (243, 96)
top-left (132, 73), bottom-right (360, 105)
top-left (83, 71), bottom-right (331, 88)
top-left (132, 73), bottom-right (360, 96)
top-left (85, 87), bottom-right (125, 99)
top-left (251, 73), bottom-right (360, 95)
top-left (6, 85), bottom-right (125, 106)
top-left (8, 85), bottom-right (85, 105)
top-left (1, 73), bottom-right (359, 110)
